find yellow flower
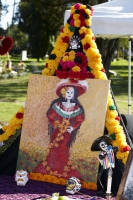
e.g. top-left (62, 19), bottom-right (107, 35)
top-left (48, 60), bottom-right (57, 69)
top-left (69, 50), bottom-right (76, 60)
top-left (64, 25), bottom-right (74, 37)
top-left (88, 60), bottom-right (102, 68)
top-left (18, 106), bottom-right (24, 113)
top-left (74, 19), bottom-right (81, 27)
top-left (92, 70), bottom-right (107, 80)
top-left (72, 66), bottom-right (81, 72)
top-left (81, 35), bottom-right (92, 45)
top-left (2, 125), bottom-right (8, 132)
top-left (6, 126), bottom-right (16, 136)
top-left (79, 26), bottom-right (87, 34)
top-left (55, 41), bottom-right (64, 51)
top-left (85, 19), bottom-right (92, 26)
top-left (70, 6), bottom-right (75, 14)
top-left (106, 109), bottom-right (118, 118)
top-left (85, 8), bottom-right (92, 16)
top-left (63, 55), bottom-right (69, 62)
top-left (73, 14), bottom-right (80, 20)
top-left (42, 68), bottom-right (52, 76)
top-left (80, 4), bottom-right (86, 10)
top-left (14, 124), bottom-right (22, 130)
top-left (106, 118), bottom-right (119, 126)
top-left (59, 43), bottom-right (69, 53)
top-left (0, 133), bottom-right (8, 142)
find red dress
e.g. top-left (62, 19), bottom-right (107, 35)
top-left (34, 102), bottom-right (84, 179)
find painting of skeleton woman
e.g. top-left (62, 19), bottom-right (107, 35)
top-left (17, 75), bottom-right (110, 185)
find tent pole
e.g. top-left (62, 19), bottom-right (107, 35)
top-left (128, 39), bottom-right (132, 115)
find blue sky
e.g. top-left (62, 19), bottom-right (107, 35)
top-left (1, 0), bottom-right (20, 29)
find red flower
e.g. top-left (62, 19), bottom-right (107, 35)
top-left (68, 71), bottom-right (80, 79)
top-left (87, 72), bottom-right (95, 79)
top-left (123, 145), bottom-right (131, 152)
top-left (74, 3), bottom-right (81, 10)
top-left (80, 20), bottom-right (86, 27)
top-left (46, 63), bottom-right (48, 68)
top-left (81, 67), bottom-right (87, 73)
top-left (70, 19), bottom-right (74, 26)
top-left (60, 27), bottom-right (64, 33)
top-left (56, 70), bottom-right (68, 79)
top-left (80, 33), bottom-right (85, 40)
top-left (62, 36), bottom-right (69, 43)
top-left (62, 71), bottom-right (69, 79)
top-left (79, 15), bottom-right (85, 21)
top-left (16, 112), bottom-right (23, 119)
top-left (79, 9), bottom-right (85, 15)
top-left (84, 43), bottom-right (91, 50)
top-left (92, 36), bottom-right (95, 40)
top-left (115, 116), bottom-right (120, 121)
top-left (55, 70), bottom-right (61, 78)
top-left (101, 68), bottom-right (105, 72)
top-left (80, 73), bottom-right (88, 80)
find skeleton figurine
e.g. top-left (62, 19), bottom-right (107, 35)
top-left (66, 177), bottom-right (81, 194)
top-left (91, 135), bottom-right (118, 195)
top-left (15, 170), bottom-right (29, 186)
top-left (69, 35), bottom-right (81, 50)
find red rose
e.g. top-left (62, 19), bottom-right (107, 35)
top-left (84, 43), bottom-right (91, 50)
top-left (123, 145), bottom-right (131, 152)
top-left (62, 36), bottom-right (69, 43)
top-left (80, 33), bottom-right (85, 40)
top-left (16, 112), bottom-right (23, 119)
top-left (101, 68), bottom-right (105, 72)
top-left (115, 116), bottom-right (120, 121)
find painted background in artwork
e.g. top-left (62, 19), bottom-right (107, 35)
top-left (17, 75), bottom-right (110, 184)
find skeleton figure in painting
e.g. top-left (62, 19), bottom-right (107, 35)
top-left (91, 135), bottom-right (118, 195)
top-left (34, 79), bottom-right (88, 179)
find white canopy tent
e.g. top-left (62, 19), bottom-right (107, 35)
top-left (64, 0), bottom-right (133, 114)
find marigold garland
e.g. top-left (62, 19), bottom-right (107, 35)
top-left (29, 172), bottom-right (97, 190)
top-left (0, 2), bottom-right (131, 190)
top-left (0, 105), bottom-right (24, 142)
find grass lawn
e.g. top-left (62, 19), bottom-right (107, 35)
top-left (110, 58), bottom-right (133, 115)
top-left (0, 57), bottom-right (133, 125)
top-left (0, 56), bottom-right (47, 124)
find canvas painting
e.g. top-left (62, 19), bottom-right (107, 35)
top-left (17, 75), bottom-right (110, 185)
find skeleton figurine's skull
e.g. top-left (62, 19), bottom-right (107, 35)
top-left (99, 141), bottom-right (108, 152)
top-left (66, 177), bottom-right (81, 194)
top-left (69, 36), bottom-right (80, 50)
top-left (15, 170), bottom-right (29, 186)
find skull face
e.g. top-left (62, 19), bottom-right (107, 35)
top-left (99, 141), bottom-right (108, 152)
top-left (15, 170), bottom-right (29, 186)
top-left (66, 177), bottom-right (81, 194)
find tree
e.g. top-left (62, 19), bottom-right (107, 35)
top-left (6, 25), bottom-right (28, 55)
top-left (0, 0), bottom-right (8, 34)
top-left (17, 0), bottom-right (67, 60)
top-left (17, 0), bottom-right (100, 60)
